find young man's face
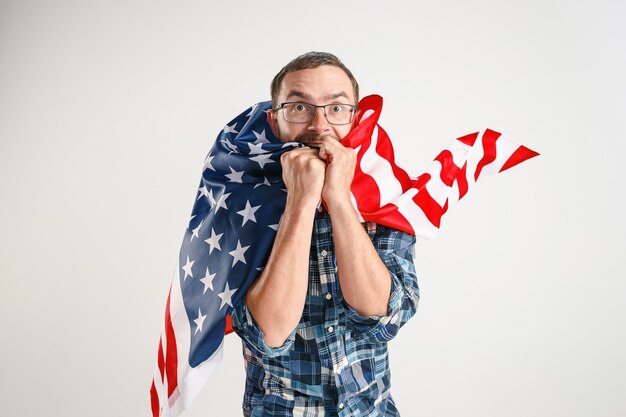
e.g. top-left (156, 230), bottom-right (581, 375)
top-left (268, 65), bottom-right (357, 144)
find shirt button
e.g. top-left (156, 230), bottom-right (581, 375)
top-left (321, 249), bottom-right (327, 257)
top-left (327, 326), bottom-right (334, 333)
top-left (339, 403), bottom-right (344, 409)
top-left (325, 293), bottom-right (332, 300)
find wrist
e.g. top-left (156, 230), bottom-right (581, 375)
top-left (324, 195), bottom-right (355, 215)
top-left (285, 193), bottom-right (320, 213)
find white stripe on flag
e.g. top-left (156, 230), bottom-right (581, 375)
top-left (159, 265), bottom-right (223, 417)
top-left (424, 161), bottom-right (451, 207)
top-left (394, 188), bottom-right (439, 239)
top-left (464, 136), bottom-right (483, 189)
top-left (153, 331), bottom-right (168, 415)
top-left (485, 133), bottom-right (520, 174)
top-left (449, 139), bottom-right (472, 167)
top-left (359, 126), bottom-right (403, 206)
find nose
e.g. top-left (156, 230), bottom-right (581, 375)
top-left (308, 107), bottom-right (331, 134)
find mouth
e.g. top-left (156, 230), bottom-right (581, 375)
top-left (303, 140), bottom-right (323, 148)
top-left (295, 134), bottom-right (339, 148)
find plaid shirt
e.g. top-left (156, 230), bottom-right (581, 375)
top-left (232, 207), bottom-right (419, 416)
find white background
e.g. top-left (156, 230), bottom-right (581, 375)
top-left (1, 1), bottom-right (625, 416)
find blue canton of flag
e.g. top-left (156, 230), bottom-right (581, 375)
top-left (181, 102), bottom-right (296, 366)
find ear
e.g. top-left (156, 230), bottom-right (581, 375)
top-left (267, 109), bottom-right (280, 139)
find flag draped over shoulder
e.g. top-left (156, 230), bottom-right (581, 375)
top-left (150, 94), bottom-right (539, 417)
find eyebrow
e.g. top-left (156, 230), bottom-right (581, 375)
top-left (284, 90), bottom-right (351, 102)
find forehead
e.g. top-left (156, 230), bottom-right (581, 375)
top-left (278, 65), bottom-right (354, 103)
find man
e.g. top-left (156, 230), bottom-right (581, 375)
top-left (231, 52), bottom-right (419, 416)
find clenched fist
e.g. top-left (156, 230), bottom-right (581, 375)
top-left (280, 147), bottom-right (326, 210)
top-left (317, 136), bottom-right (357, 208)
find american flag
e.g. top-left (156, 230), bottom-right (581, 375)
top-left (150, 95), bottom-right (538, 417)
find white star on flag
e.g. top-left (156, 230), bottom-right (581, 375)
top-left (217, 282), bottom-right (237, 310)
top-left (228, 239), bottom-right (250, 267)
top-left (225, 167), bottom-right (245, 183)
top-left (190, 221), bottom-right (203, 242)
top-left (197, 185), bottom-right (210, 201)
top-left (193, 308), bottom-right (207, 335)
top-left (247, 142), bottom-right (266, 155)
top-left (236, 200), bottom-right (261, 226)
top-left (253, 129), bottom-right (270, 144)
top-left (203, 154), bottom-right (215, 171)
top-left (223, 122), bottom-right (238, 134)
top-left (254, 177), bottom-right (271, 189)
top-left (214, 192), bottom-right (231, 213)
top-left (223, 140), bottom-right (238, 154)
top-left (182, 256), bottom-right (195, 280)
top-left (250, 154), bottom-right (274, 169)
top-left (204, 228), bottom-right (223, 254)
top-left (200, 267), bottom-right (216, 294)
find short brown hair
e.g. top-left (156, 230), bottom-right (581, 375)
top-left (271, 51), bottom-right (359, 108)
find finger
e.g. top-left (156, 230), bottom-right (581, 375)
top-left (318, 138), bottom-right (344, 162)
top-left (282, 146), bottom-right (312, 161)
top-left (318, 146), bottom-right (333, 164)
top-left (297, 147), bottom-right (324, 160)
top-left (318, 145), bottom-right (328, 161)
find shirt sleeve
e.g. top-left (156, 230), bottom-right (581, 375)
top-left (344, 224), bottom-right (419, 343)
top-left (231, 296), bottom-right (297, 358)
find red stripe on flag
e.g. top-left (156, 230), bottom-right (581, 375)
top-left (342, 95), bottom-right (382, 149)
top-left (499, 145), bottom-right (540, 172)
top-left (412, 174), bottom-right (429, 190)
top-left (347, 110), bottom-right (384, 212)
top-left (224, 313), bottom-right (234, 335)
top-left (157, 336), bottom-right (165, 383)
top-left (413, 191), bottom-right (444, 229)
top-left (362, 203), bottom-right (414, 235)
top-left (457, 132), bottom-right (478, 146)
top-left (374, 125), bottom-right (413, 191)
top-left (150, 380), bottom-right (160, 417)
top-left (457, 163), bottom-right (469, 199)
top-left (435, 150), bottom-right (461, 187)
top-left (474, 129), bottom-right (500, 181)
top-left (164, 289), bottom-right (178, 397)
top-left (351, 146), bottom-right (384, 212)
top-left (410, 174), bottom-right (445, 228)
top-left (352, 174), bottom-right (383, 212)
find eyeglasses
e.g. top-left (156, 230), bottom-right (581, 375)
top-left (274, 102), bottom-right (357, 125)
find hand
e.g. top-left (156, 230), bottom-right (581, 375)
top-left (317, 136), bottom-right (357, 208)
top-left (280, 147), bottom-right (326, 209)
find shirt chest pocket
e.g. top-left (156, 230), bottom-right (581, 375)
top-left (288, 351), bottom-right (322, 386)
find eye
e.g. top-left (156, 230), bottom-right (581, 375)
top-left (330, 104), bottom-right (345, 113)
top-left (293, 103), bottom-right (308, 112)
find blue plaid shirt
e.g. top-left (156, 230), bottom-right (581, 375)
top-left (232, 207), bottom-right (419, 416)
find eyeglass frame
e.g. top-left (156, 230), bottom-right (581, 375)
top-left (273, 101), bottom-right (358, 125)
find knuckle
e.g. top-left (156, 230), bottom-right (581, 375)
top-left (282, 150), bottom-right (298, 162)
